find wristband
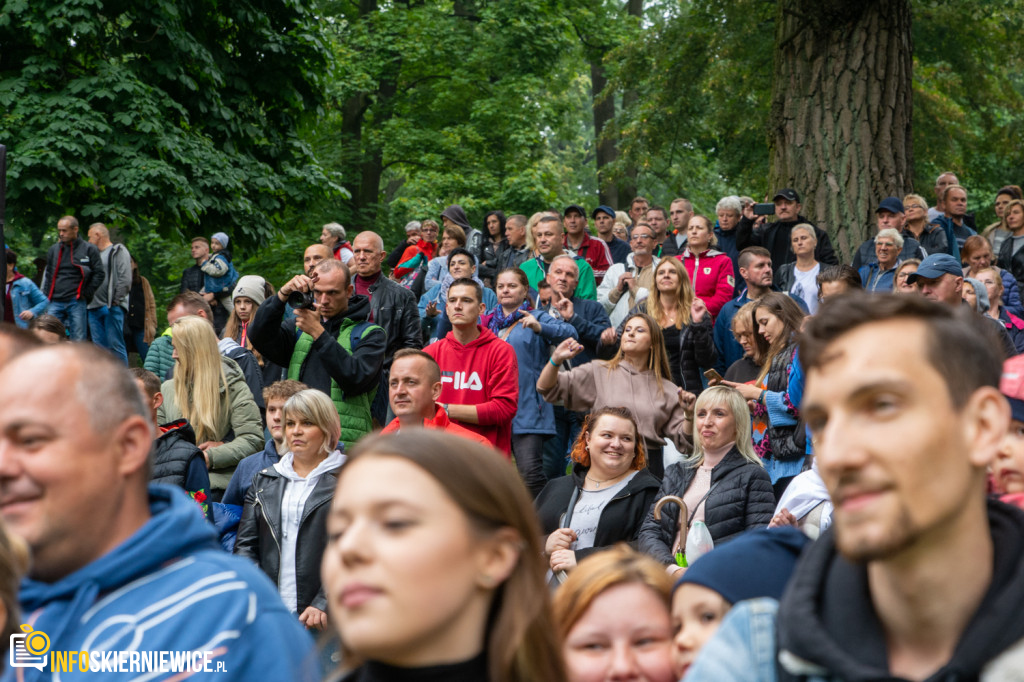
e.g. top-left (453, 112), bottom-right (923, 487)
top-left (758, 389), bottom-right (766, 405)
top-left (549, 357), bottom-right (560, 368)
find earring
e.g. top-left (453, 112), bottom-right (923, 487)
top-left (480, 574), bottom-right (496, 587)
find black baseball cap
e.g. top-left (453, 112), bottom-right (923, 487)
top-left (773, 188), bottom-right (800, 202)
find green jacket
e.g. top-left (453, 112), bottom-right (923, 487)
top-left (520, 255), bottom-right (597, 300)
top-left (157, 355), bottom-right (264, 490)
top-left (143, 329), bottom-right (175, 380)
top-left (287, 318), bottom-right (380, 448)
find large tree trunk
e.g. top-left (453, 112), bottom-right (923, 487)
top-left (768, 0), bottom-right (913, 260)
top-left (591, 59), bottom-right (619, 209)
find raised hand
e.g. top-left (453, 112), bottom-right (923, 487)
top-left (691, 297), bottom-right (708, 323)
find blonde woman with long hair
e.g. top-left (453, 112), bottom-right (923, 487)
top-left (638, 385), bottom-right (774, 574)
top-left (616, 257), bottom-right (716, 396)
top-left (538, 311), bottom-right (695, 479)
top-left (158, 315), bottom-right (264, 495)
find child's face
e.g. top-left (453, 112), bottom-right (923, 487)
top-left (211, 239), bottom-right (224, 253)
top-left (671, 583), bottom-right (731, 680)
top-left (994, 419), bottom-right (1024, 495)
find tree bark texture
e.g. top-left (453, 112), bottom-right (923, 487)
top-left (769, 0), bottom-right (913, 260)
top-left (592, 59), bottom-right (620, 209)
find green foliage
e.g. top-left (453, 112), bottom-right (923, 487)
top-left (311, 0), bottom-right (596, 245)
top-left (0, 0), bottom-right (340, 251)
top-left (912, 0), bottom-right (1024, 222)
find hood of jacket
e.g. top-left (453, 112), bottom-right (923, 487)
top-left (157, 418), bottom-right (197, 445)
top-left (441, 324), bottom-right (501, 350)
top-left (19, 486), bottom-right (222, 646)
top-left (777, 499), bottom-right (1024, 680)
top-left (682, 247), bottom-right (727, 259)
top-left (441, 205), bottom-right (472, 232)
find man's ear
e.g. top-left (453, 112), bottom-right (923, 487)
top-left (152, 392), bottom-right (164, 413)
top-left (116, 415), bottom-right (156, 478)
top-left (964, 386), bottom-right (1011, 470)
top-left (431, 381), bottom-right (442, 402)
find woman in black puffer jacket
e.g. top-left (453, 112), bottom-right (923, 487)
top-left (638, 385), bottom-right (774, 575)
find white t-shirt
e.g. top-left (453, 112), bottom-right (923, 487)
top-left (570, 472), bottom-right (638, 551)
top-left (790, 263), bottom-right (820, 314)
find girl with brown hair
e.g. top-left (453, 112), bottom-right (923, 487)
top-left (538, 312), bottom-right (695, 479)
top-left (723, 292), bottom-right (808, 497)
top-left (616, 257), bottom-right (716, 396)
top-left (322, 431), bottom-right (566, 682)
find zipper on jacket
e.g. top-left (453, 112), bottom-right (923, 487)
top-left (255, 493), bottom-right (281, 552)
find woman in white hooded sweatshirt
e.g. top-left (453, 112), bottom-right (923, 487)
top-left (235, 389), bottom-right (345, 631)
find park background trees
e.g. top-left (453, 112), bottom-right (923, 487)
top-left (2, 0), bottom-right (1023, 305)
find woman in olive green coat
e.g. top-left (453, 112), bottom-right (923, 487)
top-left (158, 315), bottom-right (264, 494)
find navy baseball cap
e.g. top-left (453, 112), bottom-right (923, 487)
top-left (773, 188), bottom-right (800, 202)
top-left (592, 205), bottom-right (616, 220)
top-left (563, 204), bottom-right (586, 218)
top-left (906, 253), bottom-right (962, 283)
top-left (876, 197), bottom-right (905, 214)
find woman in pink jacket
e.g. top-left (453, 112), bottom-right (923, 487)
top-left (678, 214), bottom-right (735, 320)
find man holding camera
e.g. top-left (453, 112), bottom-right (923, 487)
top-left (249, 259), bottom-right (386, 448)
top-left (736, 188), bottom-right (838, 278)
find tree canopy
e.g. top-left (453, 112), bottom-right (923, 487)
top-left (4, 0), bottom-right (1024, 302)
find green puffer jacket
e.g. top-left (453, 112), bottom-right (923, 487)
top-left (143, 329), bottom-right (175, 380)
top-left (157, 355), bottom-right (264, 491)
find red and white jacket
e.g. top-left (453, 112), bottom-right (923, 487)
top-left (679, 248), bottom-right (735, 320)
top-left (566, 232), bottom-right (613, 284)
top-left (423, 326), bottom-right (519, 455)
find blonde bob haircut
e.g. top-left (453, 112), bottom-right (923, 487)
top-left (283, 389), bottom-right (342, 457)
top-left (171, 315), bottom-right (227, 444)
top-left (687, 385), bottom-right (762, 468)
top-left (553, 544), bottom-right (672, 643)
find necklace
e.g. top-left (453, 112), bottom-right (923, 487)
top-left (585, 471), bottom-right (629, 489)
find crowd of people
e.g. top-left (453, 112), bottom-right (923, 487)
top-left (1, 174), bottom-right (1024, 681)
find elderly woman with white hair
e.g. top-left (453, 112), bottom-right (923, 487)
top-left (715, 195), bottom-right (744, 291)
top-left (320, 222), bottom-right (353, 264)
top-left (234, 388), bottom-right (345, 631)
top-left (776, 223), bottom-right (821, 313)
top-left (858, 227), bottom-right (905, 292)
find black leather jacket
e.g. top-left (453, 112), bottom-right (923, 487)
top-left (234, 463), bottom-right (340, 613)
top-left (366, 274), bottom-right (423, 360)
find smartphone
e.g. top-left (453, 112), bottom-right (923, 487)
top-left (703, 368), bottom-right (723, 383)
top-left (752, 202), bottom-right (776, 216)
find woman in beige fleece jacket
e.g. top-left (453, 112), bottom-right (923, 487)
top-left (538, 312), bottom-right (695, 479)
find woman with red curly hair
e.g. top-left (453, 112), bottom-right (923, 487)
top-left (535, 406), bottom-right (662, 581)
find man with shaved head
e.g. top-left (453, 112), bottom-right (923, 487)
top-left (303, 243), bottom-right (332, 276)
top-left (86, 222), bottom-right (133, 364)
top-left (350, 230), bottom-right (422, 422)
top-left (0, 343), bottom-right (317, 678)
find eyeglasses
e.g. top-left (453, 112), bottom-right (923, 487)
top-left (630, 234), bottom-right (654, 241)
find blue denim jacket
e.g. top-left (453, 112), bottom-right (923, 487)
top-left (683, 598), bottom-right (783, 682)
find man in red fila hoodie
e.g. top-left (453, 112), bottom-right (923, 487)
top-left (423, 277), bottom-right (519, 455)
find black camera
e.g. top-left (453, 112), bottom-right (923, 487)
top-left (752, 202), bottom-right (776, 216)
top-left (287, 289), bottom-right (316, 310)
